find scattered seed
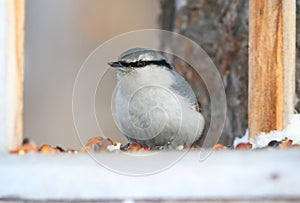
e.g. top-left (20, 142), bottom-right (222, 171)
top-left (268, 140), bottom-right (280, 148)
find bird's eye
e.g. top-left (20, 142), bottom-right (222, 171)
top-left (137, 60), bottom-right (146, 67)
top-left (120, 61), bottom-right (128, 66)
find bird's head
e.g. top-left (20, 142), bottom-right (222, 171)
top-left (108, 48), bottom-right (172, 72)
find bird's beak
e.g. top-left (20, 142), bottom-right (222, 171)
top-left (108, 61), bottom-right (123, 69)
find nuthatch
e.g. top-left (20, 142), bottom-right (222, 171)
top-left (109, 48), bottom-right (204, 148)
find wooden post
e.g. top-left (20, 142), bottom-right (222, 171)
top-left (0, 0), bottom-right (25, 151)
top-left (249, 0), bottom-right (296, 137)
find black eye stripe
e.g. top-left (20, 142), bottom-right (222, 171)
top-left (119, 60), bottom-right (172, 69)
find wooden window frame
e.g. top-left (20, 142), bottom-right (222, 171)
top-left (0, 0), bottom-right (298, 201)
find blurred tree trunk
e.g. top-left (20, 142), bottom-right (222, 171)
top-left (160, 0), bottom-right (299, 146)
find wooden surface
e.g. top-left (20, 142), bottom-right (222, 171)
top-left (249, 0), bottom-right (296, 137)
top-left (0, 0), bottom-right (24, 151)
top-left (0, 150), bottom-right (300, 201)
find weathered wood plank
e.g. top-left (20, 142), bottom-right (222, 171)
top-left (0, 0), bottom-right (25, 151)
top-left (249, 0), bottom-right (296, 137)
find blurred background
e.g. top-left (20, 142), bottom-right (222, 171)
top-left (24, 0), bottom-right (160, 148)
top-left (24, 0), bottom-right (300, 149)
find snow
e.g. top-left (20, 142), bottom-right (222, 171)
top-left (1, 151), bottom-right (300, 200)
top-left (234, 114), bottom-right (300, 148)
top-left (233, 129), bottom-right (249, 148)
top-left (250, 114), bottom-right (300, 148)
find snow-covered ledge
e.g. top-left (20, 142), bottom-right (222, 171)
top-left (1, 150), bottom-right (300, 201)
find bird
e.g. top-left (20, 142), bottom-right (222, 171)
top-left (108, 48), bottom-right (205, 148)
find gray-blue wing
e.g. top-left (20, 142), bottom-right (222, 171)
top-left (170, 69), bottom-right (200, 112)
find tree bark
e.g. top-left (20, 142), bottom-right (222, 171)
top-left (160, 0), bottom-right (249, 145)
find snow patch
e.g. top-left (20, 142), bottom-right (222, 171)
top-left (233, 114), bottom-right (300, 148)
top-left (233, 129), bottom-right (249, 148)
top-left (250, 114), bottom-right (300, 148)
